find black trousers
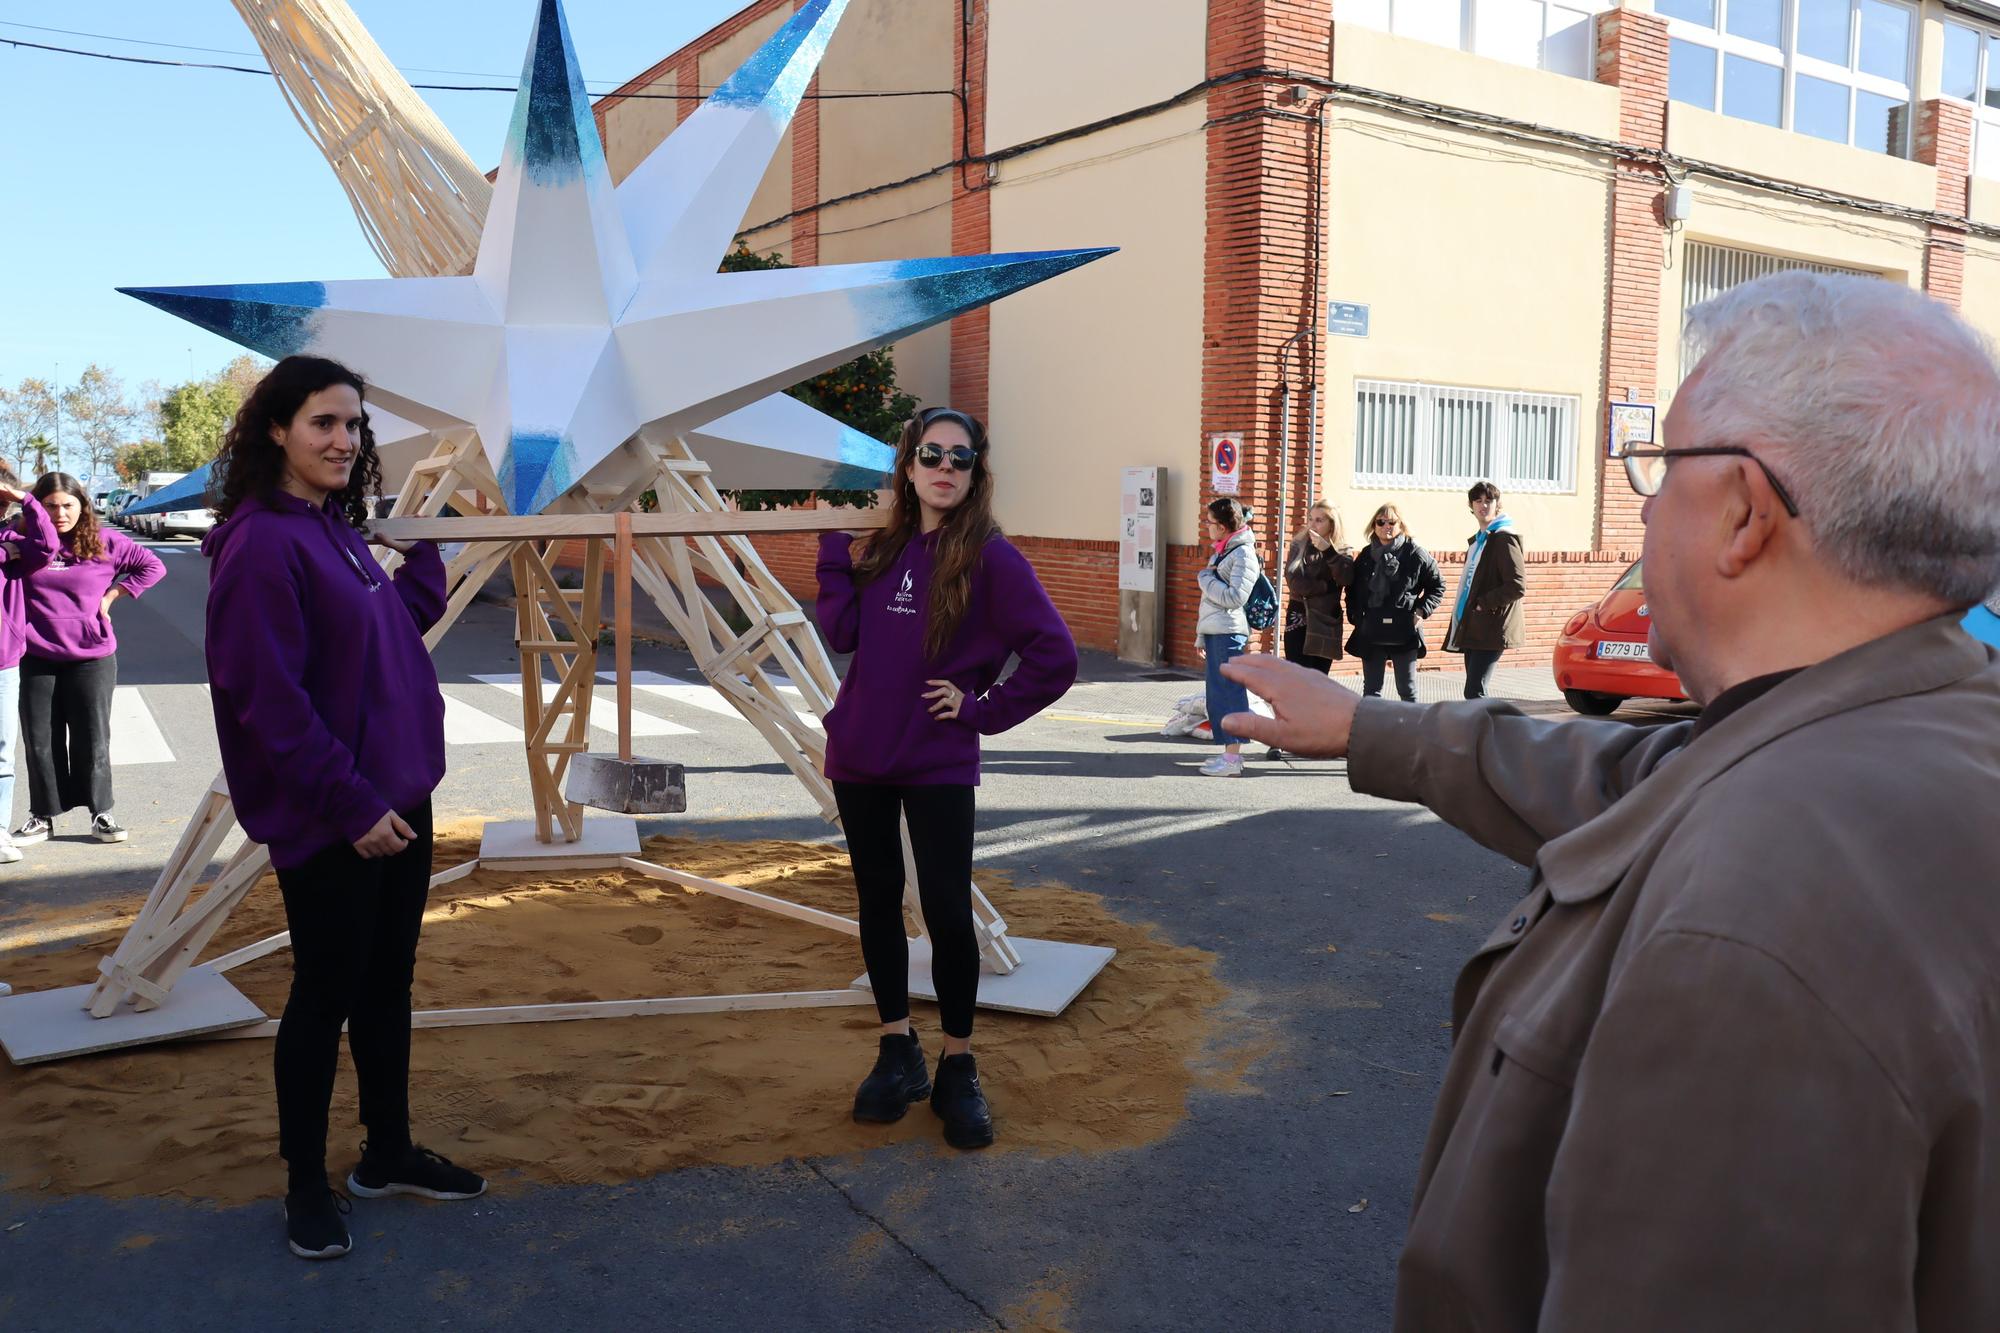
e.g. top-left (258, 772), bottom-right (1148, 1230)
top-left (832, 781), bottom-right (979, 1039)
top-left (1359, 650), bottom-right (1418, 702)
top-left (19, 653), bottom-right (116, 818)
top-left (273, 801), bottom-right (433, 1183)
top-left (1462, 649), bottom-right (1504, 700)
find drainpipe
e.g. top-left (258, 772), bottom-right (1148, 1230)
top-left (1275, 326), bottom-right (1313, 645)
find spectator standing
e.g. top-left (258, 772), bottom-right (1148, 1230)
top-left (1270, 500), bottom-right (1353, 759)
top-left (1442, 482), bottom-right (1526, 699)
top-left (1195, 497), bottom-right (1260, 776)
top-left (0, 463), bottom-right (59, 863)
top-left (15, 472), bottom-right (164, 845)
top-left (1345, 504), bottom-right (1444, 703)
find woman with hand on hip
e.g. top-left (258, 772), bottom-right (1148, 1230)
top-left (1195, 496), bottom-right (1260, 777)
top-left (0, 462), bottom-right (59, 863)
top-left (15, 472), bottom-right (165, 846)
top-left (816, 405), bottom-right (1078, 1149)
top-left (1345, 504), bottom-right (1444, 703)
top-left (204, 355), bottom-right (482, 1261)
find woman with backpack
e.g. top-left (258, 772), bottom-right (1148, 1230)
top-left (1195, 497), bottom-right (1265, 777)
top-left (816, 405), bottom-right (1078, 1150)
top-left (1345, 503), bottom-right (1444, 703)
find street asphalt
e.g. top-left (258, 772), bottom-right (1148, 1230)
top-left (0, 537), bottom-right (1694, 1331)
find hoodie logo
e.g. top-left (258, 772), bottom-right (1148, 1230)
top-left (888, 568), bottom-right (919, 616)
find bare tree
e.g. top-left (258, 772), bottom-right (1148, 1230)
top-left (0, 379), bottom-right (60, 477)
top-left (61, 364), bottom-right (140, 488)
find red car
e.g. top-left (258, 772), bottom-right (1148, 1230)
top-left (1550, 560), bottom-right (1687, 716)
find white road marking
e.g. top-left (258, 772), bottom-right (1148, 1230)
top-left (470, 674), bottom-right (694, 737)
top-left (440, 691), bottom-right (525, 745)
top-left (615, 671), bottom-right (822, 729)
top-left (109, 686), bottom-right (175, 765)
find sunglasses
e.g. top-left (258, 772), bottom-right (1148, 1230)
top-left (915, 442), bottom-right (979, 472)
top-left (1373, 517), bottom-right (1398, 528)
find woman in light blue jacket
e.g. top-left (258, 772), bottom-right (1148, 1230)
top-left (1195, 497), bottom-right (1259, 777)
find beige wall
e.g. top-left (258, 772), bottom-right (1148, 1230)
top-left (1959, 240), bottom-right (2000, 346)
top-left (819, 0), bottom-right (954, 198)
top-left (1320, 29), bottom-right (1618, 553)
top-left (987, 0), bottom-right (1206, 152)
top-left (1666, 103), bottom-right (1937, 213)
top-left (601, 69), bottom-right (678, 185)
top-left (988, 104), bottom-right (1206, 546)
top-left (705, 5), bottom-right (795, 257)
top-left (818, 176), bottom-right (956, 408)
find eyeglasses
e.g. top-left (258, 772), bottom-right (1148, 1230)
top-left (1373, 517), bottom-right (1398, 528)
top-left (1619, 445), bottom-right (1801, 518)
top-left (914, 442), bottom-right (979, 473)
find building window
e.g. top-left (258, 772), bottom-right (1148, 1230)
top-left (1678, 241), bottom-right (1878, 379)
top-left (1660, 0), bottom-right (1914, 155)
top-left (1942, 18), bottom-right (2000, 180)
top-left (1354, 380), bottom-right (1578, 492)
top-left (1339, 0), bottom-right (1606, 79)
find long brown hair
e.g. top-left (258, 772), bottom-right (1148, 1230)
top-left (34, 472), bottom-right (103, 562)
top-left (853, 406), bottom-right (1000, 660)
top-left (213, 355), bottom-right (381, 528)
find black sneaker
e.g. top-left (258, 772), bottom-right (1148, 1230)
top-left (853, 1031), bottom-right (930, 1123)
top-left (90, 813), bottom-right (127, 844)
top-left (284, 1182), bottom-right (352, 1260)
top-left (11, 817), bottom-right (50, 846)
top-left (929, 1053), bottom-right (995, 1150)
top-left (346, 1142), bottom-right (486, 1201)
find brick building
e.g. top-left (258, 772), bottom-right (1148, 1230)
top-left (587, 0), bottom-right (2000, 671)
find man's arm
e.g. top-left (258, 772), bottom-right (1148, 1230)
top-left (1349, 699), bottom-right (1684, 866)
top-left (1538, 929), bottom-right (1922, 1332)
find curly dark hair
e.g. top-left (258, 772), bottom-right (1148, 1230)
top-left (212, 355), bottom-right (381, 528)
top-left (32, 472), bottom-right (103, 561)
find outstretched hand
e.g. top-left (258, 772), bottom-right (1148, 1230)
top-left (1218, 654), bottom-right (1361, 757)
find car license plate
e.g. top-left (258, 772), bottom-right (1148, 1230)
top-left (1596, 640), bottom-right (1651, 661)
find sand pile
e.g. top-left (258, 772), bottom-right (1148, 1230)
top-left (0, 824), bottom-right (1248, 1204)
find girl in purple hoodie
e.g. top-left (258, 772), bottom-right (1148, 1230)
top-left (0, 461), bottom-right (59, 864)
top-left (816, 405), bottom-right (1078, 1150)
top-left (15, 472), bottom-right (165, 846)
top-left (203, 356), bottom-right (482, 1262)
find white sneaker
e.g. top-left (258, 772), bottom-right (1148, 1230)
top-left (0, 840), bottom-right (18, 864)
top-left (1198, 754), bottom-right (1245, 777)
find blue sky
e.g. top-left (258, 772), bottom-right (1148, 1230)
top-left (0, 1), bottom-right (744, 399)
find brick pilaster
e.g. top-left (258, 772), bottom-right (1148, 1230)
top-left (1194, 0), bottom-right (1333, 666)
top-left (949, 1), bottom-right (992, 421)
top-left (1593, 7), bottom-right (1669, 554)
top-left (1914, 98), bottom-right (1973, 309)
top-left (789, 0), bottom-right (822, 267)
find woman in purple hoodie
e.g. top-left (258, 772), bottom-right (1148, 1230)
top-left (15, 473), bottom-right (165, 846)
top-left (203, 355), bottom-right (482, 1262)
top-left (816, 405), bottom-right (1078, 1150)
top-left (0, 462), bottom-right (59, 864)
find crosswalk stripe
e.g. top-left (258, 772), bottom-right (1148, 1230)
top-left (441, 691), bottom-right (525, 745)
top-left (470, 674), bottom-right (695, 737)
top-left (616, 671), bottom-right (823, 729)
top-left (109, 686), bottom-right (175, 766)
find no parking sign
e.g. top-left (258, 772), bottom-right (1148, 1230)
top-left (1209, 432), bottom-right (1242, 496)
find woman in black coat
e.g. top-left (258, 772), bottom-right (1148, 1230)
top-left (1345, 503), bottom-right (1445, 702)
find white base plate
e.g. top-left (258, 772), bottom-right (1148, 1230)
top-left (853, 936), bottom-right (1115, 1019)
top-left (478, 816), bottom-right (640, 868)
top-left (0, 965), bottom-right (266, 1065)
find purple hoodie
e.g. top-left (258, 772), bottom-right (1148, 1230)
top-left (816, 529), bottom-right (1078, 786)
top-left (0, 496), bottom-right (60, 669)
top-left (203, 490), bottom-right (447, 868)
top-left (21, 523), bottom-right (166, 662)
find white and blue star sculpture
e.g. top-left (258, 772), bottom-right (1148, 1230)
top-left (121, 0), bottom-right (1111, 516)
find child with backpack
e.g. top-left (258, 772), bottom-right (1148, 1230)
top-left (1194, 497), bottom-right (1275, 777)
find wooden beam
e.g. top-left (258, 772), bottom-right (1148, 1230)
top-left (370, 509), bottom-right (887, 541)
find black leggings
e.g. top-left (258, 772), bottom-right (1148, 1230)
top-left (1360, 650), bottom-right (1418, 702)
top-left (19, 653), bottom-right (116, 817)
top-left (832, 781), bottom-right (979, 1040)
top-left (273, 801), bottom-right (433, 1184)
top-left (1462, 649), bottom-right (1504, 700)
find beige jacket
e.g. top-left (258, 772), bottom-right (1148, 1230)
top-left (1349, 615), bottom-right (2000, 1332)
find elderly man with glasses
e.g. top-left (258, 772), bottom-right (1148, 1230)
top-left (1224, 271), bottom-right (2000, 1331)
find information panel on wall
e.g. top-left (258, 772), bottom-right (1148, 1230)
top-left (1119, 467), bottom-right (1161, 594)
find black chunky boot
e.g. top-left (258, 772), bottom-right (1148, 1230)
top-left (853, 1031), bottom-right (930, 1123)
top-left (929, 1052), bottom-right (995, 1149)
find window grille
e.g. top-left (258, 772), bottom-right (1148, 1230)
top-left (1354, 379), bottom-right (1577, 492)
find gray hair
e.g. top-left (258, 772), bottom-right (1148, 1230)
top-left (1681, 271), bottom-right (2000, 606)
